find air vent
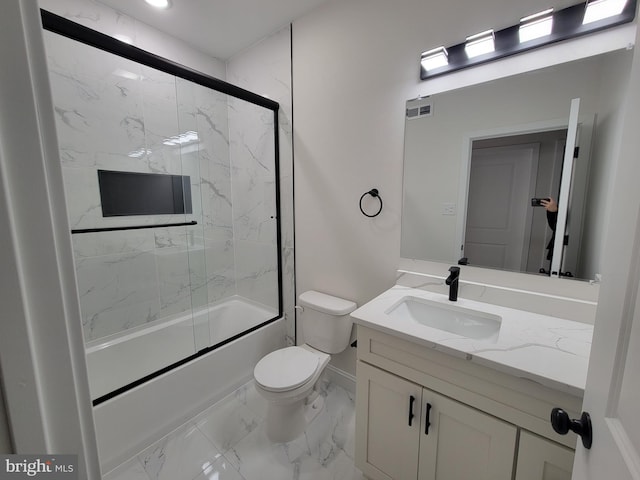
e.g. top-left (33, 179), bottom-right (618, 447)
top-left (406, 107), bottom-right (420, 118)
top-left (405, 96), bottom-right (432, 119)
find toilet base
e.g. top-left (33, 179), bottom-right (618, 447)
top-left (265, 392), bottom-right (325, 443)
top-left (305, 392), bottom-right (324, 425)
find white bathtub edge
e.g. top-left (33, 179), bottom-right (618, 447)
top-left (93, 317), bottom-right (286, 473)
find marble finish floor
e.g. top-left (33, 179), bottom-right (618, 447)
top-left (103, 378), bottom-right (364, 480)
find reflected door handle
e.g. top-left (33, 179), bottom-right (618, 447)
top-left (550, 408), bottom-right (593, 449)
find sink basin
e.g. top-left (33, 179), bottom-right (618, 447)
top-left (386, 296), bottom-right (502, 342)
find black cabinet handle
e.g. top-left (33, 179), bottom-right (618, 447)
top-left (550, 408), bottom-right (593, 449)
top-left (408, 395), bottom-right (416, 426)
top-left (425, 403), bottom-right (432, 435)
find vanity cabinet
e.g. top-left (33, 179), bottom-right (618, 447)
top-left (355, 325), bottom-right (581, 480)
top-left (357, 361), bottom-right (517, 480)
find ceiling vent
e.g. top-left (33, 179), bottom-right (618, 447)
top-left (406, 97), bottom-right (432, 119)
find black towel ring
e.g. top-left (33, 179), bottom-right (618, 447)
top-left (359, 188), bottom-right (383, 218)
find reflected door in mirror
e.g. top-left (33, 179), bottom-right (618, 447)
top-left (464, 144), bottom-right (538, 271)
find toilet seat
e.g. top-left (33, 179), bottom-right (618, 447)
top-left (254, 346), bottom-right (319, 392)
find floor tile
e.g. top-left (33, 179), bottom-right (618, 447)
top-left (193, 456), bottom-right (246, 480)
top-left (309, 380), bottom-right (358, 460)
top-left (196, 390), bottom-right (262, 453)
top-left (102, 457), bottom-right (149, 480)
top-left (232, 381), bottom-right (268, 419)
top-left (225, 382), bottom-right (361, 480)
top-left (224, 422), bottom-right (324, 480)
top-left (109, 377), bottom-right (364, 480)
top-left (137, 422), bottom-right (221, 480)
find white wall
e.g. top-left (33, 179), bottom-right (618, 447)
top-left (292, 0), bottom-right (636, 375)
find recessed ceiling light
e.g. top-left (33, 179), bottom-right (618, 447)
top-left (144, 0), bottom-right (170, 9)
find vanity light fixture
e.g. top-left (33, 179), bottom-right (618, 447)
top-left (583, 0), bottom-right (628, 24)
top-left (519, 9), bottom-right (554, 43)
top-left (144, 0), bottom-right (171, 9)
top-left (419, 0), bottom-right (636, 80)
top-left (421, 47), bottom-right (449, 71)
top-left (464, 30), bottom-right (495, 58)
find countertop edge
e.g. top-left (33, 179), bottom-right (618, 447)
top-left (352, 316), bottom-right (585, 398)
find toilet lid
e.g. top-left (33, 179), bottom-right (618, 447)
top-left (254, 346), bottom-right (319, 392)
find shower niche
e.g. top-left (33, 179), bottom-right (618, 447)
top-left (41, 11), bottom-right (282, 403)
top-left (97, 170), bottom-right (193, 217)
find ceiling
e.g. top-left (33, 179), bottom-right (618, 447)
top-left (97, 0), bottom-right (332, 60)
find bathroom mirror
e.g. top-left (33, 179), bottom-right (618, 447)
top-left (401, 47), bottom-right (632, 281)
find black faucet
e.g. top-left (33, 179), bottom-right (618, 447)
top-left (445, 266), bottom-right (460, 301)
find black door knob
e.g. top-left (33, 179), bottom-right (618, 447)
top-left (550, 408), bottom-right (592, 449)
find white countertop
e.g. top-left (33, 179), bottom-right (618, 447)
top-left (351, 285), bottom-right (593, 397)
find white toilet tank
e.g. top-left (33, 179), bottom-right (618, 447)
top-left (298, 290), bottom-right (357, 354)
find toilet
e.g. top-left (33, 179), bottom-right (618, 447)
top-left (253, 290), bottom-right (357, 443)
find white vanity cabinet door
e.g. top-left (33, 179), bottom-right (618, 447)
top-left (356, 361), bottom-right (422, 480)
top-left (515, 431), bottom-right (573, 480)
top-left (356, 360), bottom-right (519, 480)
top-left (418, 388), bottom-right (517, 480)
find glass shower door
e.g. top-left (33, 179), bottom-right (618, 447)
top-left (42, 14), bottom-right (282, 403)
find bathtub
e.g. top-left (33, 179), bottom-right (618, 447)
top-left (86, 295), bottom-right (279, 400)
top-left (90, 296), bottom-right (285, 472)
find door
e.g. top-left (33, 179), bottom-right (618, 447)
top-left (355, 361), bottom-right (422, 480)
top-left (572, 210), bottom-right (640, 478)
top-left (570, 26), bottom-right (640, 479)
top-left (464, 144), bottom-right (538, 270)
top-left (418, 388), bottom-right (517, 480)
top-left (550, 98), bottom-right (580, 277)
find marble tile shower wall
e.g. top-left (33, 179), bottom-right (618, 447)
top-left (45, 31), bottom-right (278, 343)
top-left (226, 25), bottom-right (295, 344)
top-left (228, 98), bottom-right (279, 310)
